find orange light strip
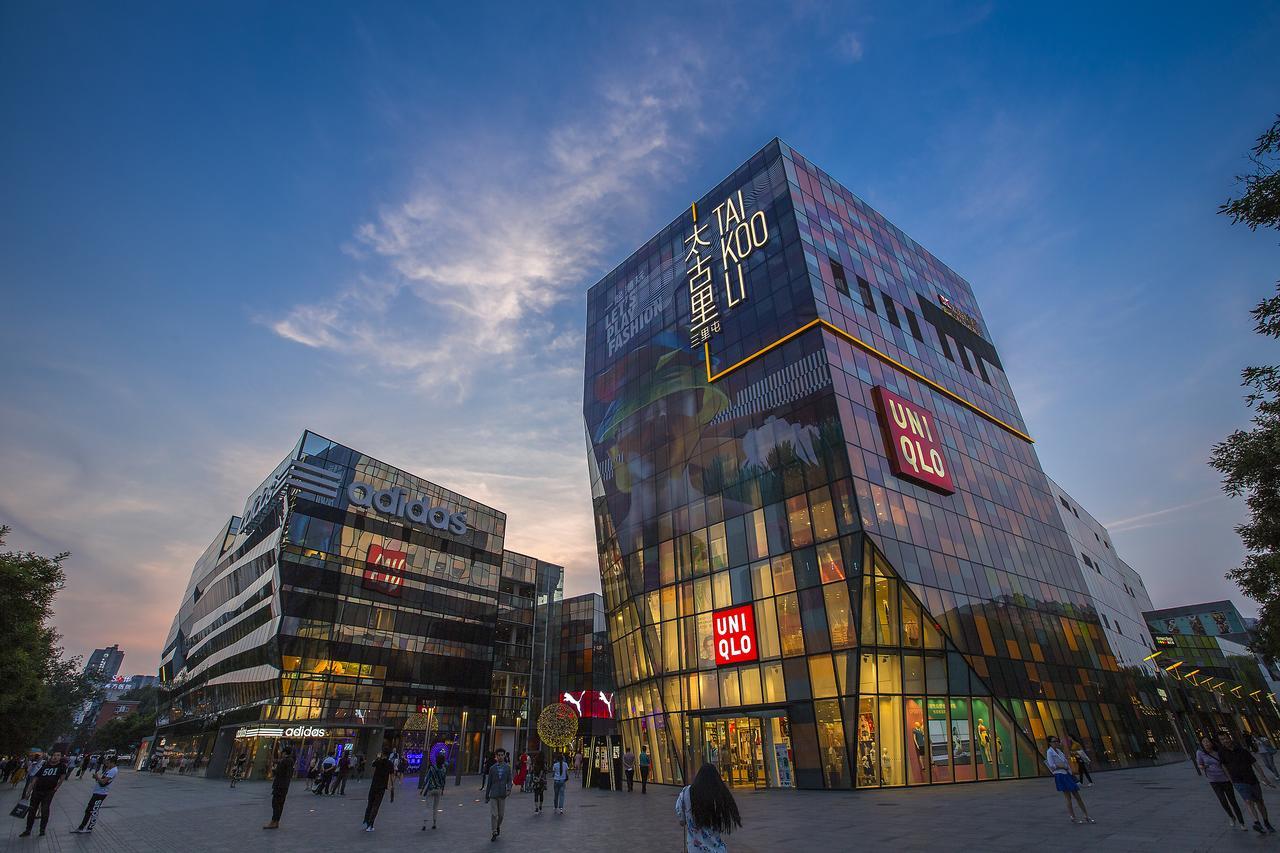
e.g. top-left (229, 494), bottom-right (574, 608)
top-left (704, 318), bottom-right (1034, 443)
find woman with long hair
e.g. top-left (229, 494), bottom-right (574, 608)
top-left (676, 763), bottom-right (742, 852)
top-left (530, 752), bottom-right (548, 814)
top-left (1197, 735), bottom-right (1247, 831)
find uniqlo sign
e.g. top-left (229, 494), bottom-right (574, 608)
top-left (872, 386), bottom-right (956, 495)
top-left (363, 544), bottom-right (407, 597)
top-left (713, 603), bottom-right (758, 666)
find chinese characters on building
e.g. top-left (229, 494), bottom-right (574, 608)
top-left (685, 189), bottom-right (770, 348)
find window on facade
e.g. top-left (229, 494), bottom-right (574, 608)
top-left (958, 345), bottom-right (974, 373)
top-left (939, 334), bottom-right (955, 362)
top-left (763, 662), bottom-right (786, 703)
top-left (740, 664), bottom-right (763, 705)
top-left (829, 258), bottom-right (850, 296)
top-left (856, 275), bottom-right (878, 315)
top-left (809, 654), bottom-right (839, 699)
top-left (772, 554), bottom-right (797, 594)
top-left (905, 309), bottom-right (924, 342)
top-left (809, 487), bottom-right (837, 542)
top-left (756, 600), bottom-right (781, 659)
top-left (787, 495), bottom-right (814, 548)
top-left (883, 297), bottom-right (901, 329)
top-left (825, 582), bottom-right (854, 649)
top-left (816, 699), bottom-right (851, 788)
top-left (750, 559), bottom-right (773, 600)
top-left (817, 540), bottom-right (845, 583)
top-left (777, 593), bottom-right (805, 657)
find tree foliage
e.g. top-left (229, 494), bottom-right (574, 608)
top-left (89, 709), bottom-right (157, 752)
top-left (1211, 115), bottom-right (1280, 659)
top-left (0, 526), bottom-right (99, 753)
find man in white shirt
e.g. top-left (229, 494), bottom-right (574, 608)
top-left (71, 755), bottom-right (117, 834)
top-left (1045, 736), bottom-right (1093, 825)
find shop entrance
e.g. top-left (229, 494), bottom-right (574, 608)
top-left (696, 713), bottom-right (793, 789)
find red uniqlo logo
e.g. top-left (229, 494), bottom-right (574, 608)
top-left (363, 544), bottom-right (407, 597)
top-left (872, 386), bottom-right (956, 495)
top-left (713, 603), bottom-right (758, 666)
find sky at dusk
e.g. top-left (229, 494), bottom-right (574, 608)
top-left (1, 1), bottom-right (1278, 674)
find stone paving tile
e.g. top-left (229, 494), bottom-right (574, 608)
top-left (0, 760), bottom-right (1274, 852)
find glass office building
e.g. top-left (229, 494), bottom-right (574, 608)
top-left (156, 430), bottom-right (562, 779)
top-left (583, 139), bottom-right (1180, 790)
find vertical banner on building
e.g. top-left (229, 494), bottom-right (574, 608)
top-left (872, 386), bottom-right (956, 495)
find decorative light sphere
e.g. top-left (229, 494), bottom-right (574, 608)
top-left (537, 702), bottom-right (579, 749)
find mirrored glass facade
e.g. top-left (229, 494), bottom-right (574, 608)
top-left (583, 139), bottom-right (1184, 790)
top-left (156, 430), bottom-right (562, 778)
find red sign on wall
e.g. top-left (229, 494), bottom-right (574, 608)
top-left (364, 544), bottom-right (407, 597)
top-left (713, 603), bottom-right (758, 666)
top-left (872, 386), bottom-right (956, 495)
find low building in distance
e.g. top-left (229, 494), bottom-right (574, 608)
top-left (155, 430), bottom-right (563, 780)
top-left (1144, 600), bottom-right (1280, 740)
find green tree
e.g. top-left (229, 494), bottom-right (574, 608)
top-left (89, 709), bottom-right (157, 752)
top-left (0, 526), bottom-right (98, 752)
top-left (1211, 115), bottom-right (1280, 658)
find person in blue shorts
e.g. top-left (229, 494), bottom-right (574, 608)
top-left (1045, 736), bottom-right (1093, 825)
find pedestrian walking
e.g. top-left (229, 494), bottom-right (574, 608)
top-left (422, 752), bottom-right (447, 830)
top-left (676, 763), bottom-right (742, 853)
top-left (1259, 735), bottom-right (1280, 782)
top-left (1045, 736), bottom-right (1093, 825)
top-left (75, 753), bottom-right (89, 779)
top-left (551, 752), bottom-right (569, 815)
top-left (639, 745), bottom-right (651, 793)
top-left (356, 753), bottom-right (366, 781)
top-left (362, 749), bottom-right (394, 832)
top-left (483, 747), bottom-right (513, 841)
top-left (231, 751), bottom-right (247, 787)
top-left (20, 750), bottom-right (46, 799)
top-left (318, 752), bottom-right (337, 795)
top-left (19, 749), bottom-right (68, 837)
top-left (262, 746), bottom-right (295, 830)
top-left (622, 746), bottom-right (636, 792)
top-left (530, 752), bottom-right (547, 814)
top-left (1072, 740), bottom-right (1094, 786)
top-left (335, 752), bottom-right (350, 796)
top-left (1218, 732), bottom-right (1277, 834)
top-left (70, 755), bottom-right (117, 834)
top-left (1197, 735), bottom-right (1248, 831)
top-left (480, 750), bottom-right (496, 790)
top-left (514, 751), bottom-right (528, 792)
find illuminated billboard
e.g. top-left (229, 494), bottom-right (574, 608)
top-left (872, 386), bottom-right (955, 495)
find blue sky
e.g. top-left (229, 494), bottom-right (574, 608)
top-left (1, 1), bottom-right (1277, 671)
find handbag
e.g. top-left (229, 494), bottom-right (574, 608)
top-left (10, 800), bottom-right (30, 819)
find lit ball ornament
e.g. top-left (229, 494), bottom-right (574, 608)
top-left (537, 702), bottom-right (579, 750)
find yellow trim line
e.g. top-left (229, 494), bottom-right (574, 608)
top-left (703, 317), bottom-right (1034, 444)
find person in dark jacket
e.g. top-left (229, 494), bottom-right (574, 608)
top-left (363, 749), bottom-right (394, 831)
top-left (484, 748), bottom-right (513, 841)
top-left (1218, 732), bottom-right (1276, 835)
top-left (335, 752), bottom-right (350, 796)
top-left (263, 747), bottom-right (295, 829)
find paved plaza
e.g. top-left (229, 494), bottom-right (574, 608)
top-left (1, 760), bottom-right (1273, 852)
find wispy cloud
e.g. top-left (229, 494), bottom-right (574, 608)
top-left (1104, 494), bottom-right (1227, 533)
top-left (270, 50), bottom-right (716, 396)
top-left (836, 32), bottom-right (865, 62)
